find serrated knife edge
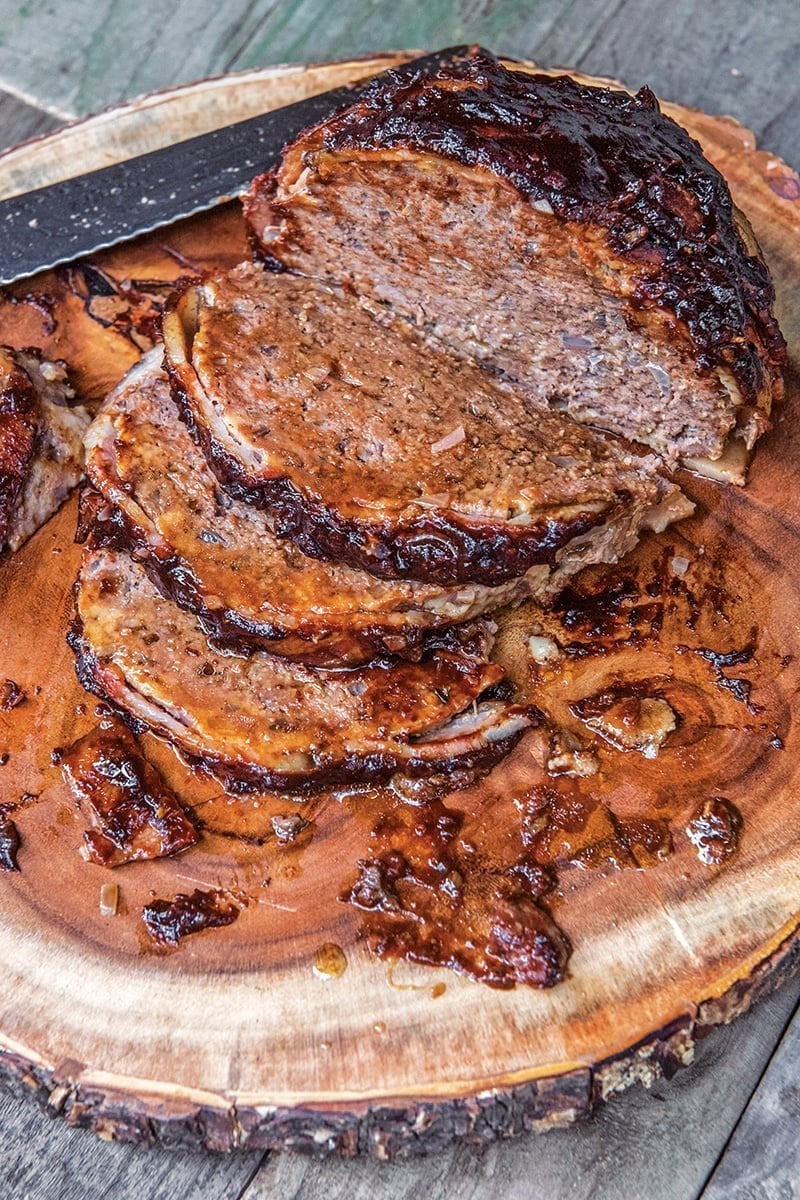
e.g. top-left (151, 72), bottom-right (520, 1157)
top-left (0, 46), bottom-right (473, 287)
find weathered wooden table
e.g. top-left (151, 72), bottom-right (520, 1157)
top-left (0, 2), bottom-right (798, 1197)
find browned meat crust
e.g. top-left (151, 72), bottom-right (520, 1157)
top-left (85, 352), bottom-right (617, 666)
top-left (55, 721), bottom-right (199, 867)
top-left (142, 889), bottom-right (241, 946)
top-left (163, 267), bottom-right (691, 587)
top-left (70, 545), bottom-right (538, 792)
top-left (0, 347), bottom-right (90, 554)
top-left (0, 349), bottom-right (39, 549)
top-left (244, 48), bottom-right (785, 468)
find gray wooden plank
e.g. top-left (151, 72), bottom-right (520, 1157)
top-left (0, 0), bottom-right (795, 168)
top-left (701, 1000), bottom-right (800, 1199)
top-left (241, 973), bottom-right (800, 1200)
top-left (0, 88), bottom-right (60, 152)
top-left (0, 1087), bottom-right (262, 1200)
top-left (557, 0), bottom-right (800, 170)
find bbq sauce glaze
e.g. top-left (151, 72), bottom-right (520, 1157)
top-left (320, 49), bottom-right (786, 400)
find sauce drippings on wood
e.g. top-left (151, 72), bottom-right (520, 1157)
top-left (343, 796), bottom-right (570, 989)
top-left (523, 782), bottom-right (673, 871)
top-left (55, 722), bottom-right (199, 867)
top-left (337, 535), bottom-right (781, 987)
top-left (63, 263), bottom-right (191, 352)
top-left (142, 888), bottom-right (241, 946)
top-left (675, 637), bottom-right (762, 714)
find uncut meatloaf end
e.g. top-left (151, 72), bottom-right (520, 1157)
top-left (163, 266), bottom-right (693, 589)
top-left (70, 545), bottom-right (538, 793)
top-left (0, 347), bottom-right (90, 554)
top-left (243, 48), bottom-right (785, 480)
top-left (86, 349), bottom-right (689, 663)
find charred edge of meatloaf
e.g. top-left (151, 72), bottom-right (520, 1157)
top-left (79, 491), bottom-right (431, 665)
top-left (0, 350), bottom-right (40, 549)
top-left (67, 617), bottom-right (539, 794)
top-left (166, 360), bottom-right (627, 588)
top-left (248, 48), bottom-right (786, 408)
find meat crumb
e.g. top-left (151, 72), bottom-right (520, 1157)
top-left (573, 686), bottom-right (677, 758)
top-left (0, 680), bottom-right (26, 711)
top-left (142, 888), bottom-right (241, 946)
top-left (547, 729), bottom-right (599, 777)
top-left (57, 722), bottom-right (199, 867)
top-left (686, 797), bottom-right (742, 865)
top-left (528, 634), bottom-right (562, 666)
top-left (271, 813), bottom-right (309, 843)
top-left (430, 424), bottom-right (465, 454)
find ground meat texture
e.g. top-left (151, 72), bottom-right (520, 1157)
top-left (70, 546), bottom-right (537, 792)
top-left (87, 351), bottom-right (661, 665)
top-left (0, 347), bottom-right (90, 554)
top-left (244, 49), bottom-right (784, 475)
top-left (163, 266), bottom-right (691, 587)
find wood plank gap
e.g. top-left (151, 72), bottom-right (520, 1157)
top-left (697, 992), bottom-right (800, 1197)
top-left (0, 73), bottom-right (74, 122)
top-left (234, 1150), bottom-right (271, 1200)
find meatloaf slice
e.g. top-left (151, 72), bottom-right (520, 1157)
top-left (244, 49), bottom-right (785, 479)
top-left (163, 265), bottom-right (691, 588)
top-left (85, 350), bottom-right (635, 665)
top-left (71, 545), bottom-right (537, 792)
top-left (0, 348), bottom-right (90, 555)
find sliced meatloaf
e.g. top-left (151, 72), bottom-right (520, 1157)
top-left (163, 265), bottom-right (691, 588)
top-left (0, 347), bottom-right (90, 555)
top-left (86, 349), bottom-right (648, 665)
top-left (243, 49), bottom-right (786, 479)
top-left (71, 545), bottom-right (537, 792)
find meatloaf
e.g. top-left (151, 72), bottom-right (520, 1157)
top-left (163, 265), bottom-right (691, 587)
top-left (71, 545), bottom-right (537, 791)
top-left (87, 351), bottom-right (648, 665)
top-left (244, 48), bottom-right (785, 479)
top-left (0, 347), bottom-right (90, 555)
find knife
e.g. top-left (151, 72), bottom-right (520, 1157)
top-left (0, 46), bottom-right (473, 287)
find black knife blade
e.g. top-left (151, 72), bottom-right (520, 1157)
top-left (0, 46), bottom-right (473, 286)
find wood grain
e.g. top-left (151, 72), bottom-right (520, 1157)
top-left (701, 994), bottom-right (800, 1198)
top-left (0, 89), bottom-right (60, 151)
top-left (0, 1087), bottom-right (262, 1200)
top-left (0, 0), bottom-right (797, 168)
top-left (3, 11), bottom-right (800, 1192)
top-left (2, 963), bottom-right (797, 1198)
top-left (0, 56), bottom-right (799, 1164)
top-left (243, 974), bottom-right (800, 1199)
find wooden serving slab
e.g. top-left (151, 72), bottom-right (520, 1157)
top-left (0, 55), bottom-right (799, 1159)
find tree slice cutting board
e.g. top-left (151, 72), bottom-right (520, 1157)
top-left (0, 54), bottom-right (799, 1159)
